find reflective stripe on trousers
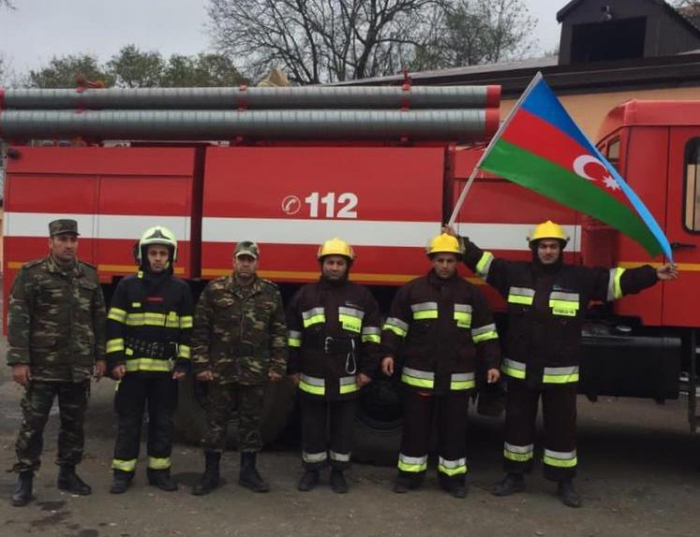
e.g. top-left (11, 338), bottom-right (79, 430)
top-left (398, 453), bottom-right (428, 473)
top-left (148, 456), bottom-right (171, 470)
top-left (543, 449), bottom-right (577, 468)
top-left (112, 458), bottom-right (137, 472)
top-left (504, 442), bottom-right (534, 462)
top-left (437, 456), bottom-right (468, 476)
top-left (303, 451), bottom-right (328, 463)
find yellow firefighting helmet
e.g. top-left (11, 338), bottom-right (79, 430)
top-left (427, 233), bottom-right (461, 256)
top-left (528, 220), bottom-right (569, 245)
top-left (317, 238), bottom-right (355, 261)
top-left (137, 226), bottom-right (178, 263)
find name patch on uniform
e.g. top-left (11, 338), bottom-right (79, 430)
top-left (552, 308), bottom-right (577, 317)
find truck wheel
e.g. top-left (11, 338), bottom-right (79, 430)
top-left (174, 376), bottom-right (297, 449)
top-left (352, 379), bottom-right (403, 466)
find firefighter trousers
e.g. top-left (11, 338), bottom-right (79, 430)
top-left (300, 397), bottom-right (356, 471)
top-left (111, 373), bottom-right (178, 475)
top-left (503, 379), bottom-right (577, 481)
top-left (397, 389), bottom-right (470, 486)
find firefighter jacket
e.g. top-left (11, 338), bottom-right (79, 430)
top-left (462, 238), bottom-right (659, 388)
top-left (381, 270), bottom-right (500, 395)
top-left (7, 256), bottom-right (106, 382)
top-left (286, 277), bottom-right (383, 400)
top-left (191, 274), bottom-right (288, 385)
top-left (106, 270), bottom-right (194, 375)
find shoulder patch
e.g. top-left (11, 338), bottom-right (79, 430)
top-left (22, 258), bottom-right (46, 271)
top-left (260, 278), bottom-right (279, 289)
top-left (79, 260), bottom-right (97, 272)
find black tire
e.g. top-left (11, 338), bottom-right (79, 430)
top-left (351, 379), bottom-right (403, 465)
top-left (174, 375), bottom-right (297, 449)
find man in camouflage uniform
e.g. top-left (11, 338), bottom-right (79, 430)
top-left (191, 241), bottom-right (288, 495)
top-left (7, 219), bottom-right (106, 507)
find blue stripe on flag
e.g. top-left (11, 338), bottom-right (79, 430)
top-left (521, 79), bottom-right (593, 152)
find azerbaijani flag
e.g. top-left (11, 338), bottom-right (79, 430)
top-left (477, 72), bottom-right (672, 260)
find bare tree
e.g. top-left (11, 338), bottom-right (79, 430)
top-left (207, 0), bottom-right (441, 84)
top-left (673, 0), bottom-right (700, 8)
top-left (208, 0), bottom-right (535, 83)
top-left (413, 0), bottom-right (535, 70)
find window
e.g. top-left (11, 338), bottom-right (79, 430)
top-left (570, 17), bottom-right (646, 63)
top-left (607, 138), bottom-right (620, 172)
top-left (684, 138), bottom-right (700, 232)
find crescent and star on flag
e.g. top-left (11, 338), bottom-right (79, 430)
top-left (573, 155), bottom-right (621, 192)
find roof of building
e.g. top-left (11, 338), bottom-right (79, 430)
top-left (557, 0), bottom-right (700, 35)
top-left (338, 51), bottom-right (700, 98)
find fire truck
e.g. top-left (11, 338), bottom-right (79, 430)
top-left (1, 86), bottom-right (698, 461)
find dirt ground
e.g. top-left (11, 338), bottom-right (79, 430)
top-left (1, 336), bottom-right (699, 537)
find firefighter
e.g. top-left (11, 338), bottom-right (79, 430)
top-left (7, 219), bottom-right (106, 507)
top-left (106, 226), bottom-right (194, 494)
top-left (448, 221), bottom-right (678, 507)
top-left (191, 241), bottom-right (288, 495)
top-left (381, 233), bottom-right (501, 498)
top-left (287, 238), bottom-right (382, 493)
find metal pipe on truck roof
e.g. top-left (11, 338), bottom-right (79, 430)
top-left (0, 109), bottom-right (498, 142)
top-left (0, 86), bottom-right (501, 110)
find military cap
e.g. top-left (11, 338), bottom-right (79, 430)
top-left (234, 241), bottom-right (259, 259)
top-left (49, 219), bottom-right (80, 236)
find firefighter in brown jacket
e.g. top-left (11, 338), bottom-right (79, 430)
top-left (381, 233), bottom-right (501, 498)
top-left (452, 220), bottom-right (677, 507)
top-left (286, 238), bottom-right (383, 493)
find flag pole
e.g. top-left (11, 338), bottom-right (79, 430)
top-left (447, 71), bottom-right (545, 226)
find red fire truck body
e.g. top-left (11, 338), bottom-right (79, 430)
top-left (2, 94), bottom-right (699, 436)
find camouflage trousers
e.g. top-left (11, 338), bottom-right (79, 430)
top-left (14, 380), bottom-right (89, 473)
top-left (202, 383), bottom-right (264, 453)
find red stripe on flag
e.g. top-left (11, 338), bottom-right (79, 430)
top-left (502, 108), bottom-right (586, 170)
top-left (501, 109), bottom-right (630, 206)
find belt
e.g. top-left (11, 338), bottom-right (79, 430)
top-left (125, 337), bottom-right (175, 360)
top-left (323, 336), bottom-right (357, 355)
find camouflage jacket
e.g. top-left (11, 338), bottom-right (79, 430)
top-left (192, 275), bottom-right (288, 385)
top-left (7, 256), bottom-right (107, 382)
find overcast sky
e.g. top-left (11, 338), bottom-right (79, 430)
top-left (0, 0), bottom-right (566, 77)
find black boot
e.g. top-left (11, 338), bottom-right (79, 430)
top-left (192, 451), bottom-right (221, 496)
top-left (147, 468), bottom-right (178, 492)
top-left (11, 471), bottom-right (33, 507)
top-left (330, 469), bottom-right (348, 494)
top-left (297, 469), bottom-right (319, 492)
top-left (491, 473), bottom-right (525, 497)
top-left (239, 452), bottom-right (270, 493)
top-left (439, 474), bottom-right (467, 499)
top-left (57, 465), bottom-right (92, 495)
top-left (557, 478), bottom-right (582, 508)
top-left (393, 472), bottom-right (423, 494)
top-left (109, 470), bottom-right (133, 494)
